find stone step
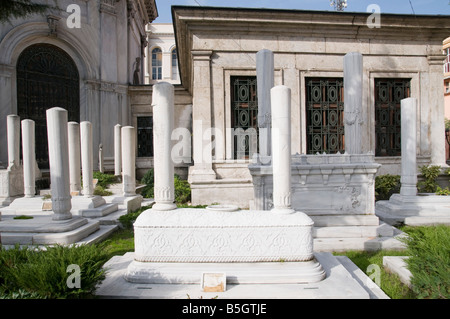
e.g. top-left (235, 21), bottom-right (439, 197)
top-left (310, 214), bottom-right (380, 227)
top-left (0, 219), bottom-right (100, 245)
top-left (313, 223), bottom-right (394, 238)
top-left (95, 208), bottom-right (129, 225)
top-left (313, 235), bottom-right (406, 252)
top-left (73, 203), bottom-right (119, 218)
top-left (383, 256), bottom-right (412, 288)
top-left (77, 224), bottom-right (119, 245)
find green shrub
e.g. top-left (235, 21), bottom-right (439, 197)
top-left (174, 174), bottom-right (191, 204)
top-left (0, 244), bottom-right (109, 299)
top-left (140, 169), bottom-right (191, 204)
top-left (93, 185), bottom-right (113, 196)
top-left (401, 226), bottom-right (450, 299)
top-left (140, 168), bottom-right (154, 199)
top-left (417, 165), bottom-right (441, 193)
top-left (118, 205), bottom-right (152, 230)
top-left (92, 171), bottom-right (119, 189)
top-left (375, 174), bottom-right (401, 201)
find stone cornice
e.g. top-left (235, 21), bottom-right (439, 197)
top-left (173, 6), bottom-right (450, 95)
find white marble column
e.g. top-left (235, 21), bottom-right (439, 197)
top-left (21, 119), bottom-right (35, 197)
top-left (46, 107), bottom-right (72, 221)
top-left (344, 52), bottom-right (363, 154)
top-left (256, 49), bottom-right (274, 159)
top-left (188, 51), bottom-right (216, 182)
top-left (121, 126), bottom-right (136, 197)
top-left (68, 122), bottom-right (81, 195)
top-left (7, 114), bottom-right (20, 169)
top-left (271, 85), bottom-right (294, 214)
top-left (400, 98), bottom-right (418, 197)
top-left (114, 124), bottom-right (122, 176)
top-left (81, 121), bottom-right (94, 197)
top-left (152, 82), bottom-right (177, 211)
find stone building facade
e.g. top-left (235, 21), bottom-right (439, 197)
top-left (172, 6), bottom-right (450, 207)
top-left (0, 0), bottom-right (158, 170)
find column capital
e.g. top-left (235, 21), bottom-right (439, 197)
top-left (191, 50), bottom-right (213, 61)
top-left (428, 54), bottom-right (446, 66)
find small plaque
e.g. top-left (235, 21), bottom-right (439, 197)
top-left (42, 201), bottom-right (52, 211)
top-left (201, 272), bottom-right (226, 292)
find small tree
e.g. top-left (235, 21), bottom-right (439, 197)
top-left (0, 0), bottom-right (58, 24)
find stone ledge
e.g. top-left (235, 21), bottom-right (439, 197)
top-left (95, 252), bottom-right (383, 299)
top-left (383, 256), bottom-right (412, 288)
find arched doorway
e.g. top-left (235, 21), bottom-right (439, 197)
top-left (16, 43), bottom-right (80, 169)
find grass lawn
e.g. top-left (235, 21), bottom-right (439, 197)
top-left (1, 200), bottom-right (447, 299)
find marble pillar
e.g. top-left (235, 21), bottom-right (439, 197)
top-left (188, 51), bottom-right (216, 182)
top-left (7, 114), bottom-right (20, 169)
top-left (68, 122), bottom-right (81, 195)
top-left (21, 119), bottom-right (35, 197)
top-left (46, 107), bottom-right (72, 221)
top-left (256, 49), bottom-right (274, 158)
top-left (344, 52), bottom-right (363, 154)
top-left (114, 124), bottom-right (122, 176)
top-left (121, 126), bottom-right (136, 197)
top-left (400, 98), bottom-right (418, 197)
top-left (152, 82), bottom-right (177, 211)
top-left (271, 85), bottom-right (294, 214)
top-left (99, 144), bottom-right (104, 173)
top-left (81, 121), bottom-right (94, 197)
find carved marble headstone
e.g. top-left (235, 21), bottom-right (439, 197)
top-left (344, 52), bottom-right (363, 154)
top-left (256, 49), bottom-right (274, 158)
top-left (81, 121), bottom-right (94, 197)
top-left (68, 122), bottom-right (82, 195)
top-left (121, 126), bottom-right (136, 197)
top-left (400, 98), bottom-right (418, 197)
top-left (271, 85), bottom-right (294, 214)
top-left (21, 119), bottom-right (36, 198)
top-left (151, 82), bottom-right (177, 211)
top-left (46, 107), bottom-right (72, 221)
top-left (114, 124), bottom-right (122, 176)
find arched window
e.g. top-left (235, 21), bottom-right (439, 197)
top-left (171, 48), bottom-right (179, 81)
top-left (151, 47), bottom-right (162, 80)
top-left (16, 43), bottom-right (80, 168)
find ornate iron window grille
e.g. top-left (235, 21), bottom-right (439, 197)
top-left (306, 78), bottom-right (345, 154)
top-left (137, 116), bottom-right (154, 157)
top-left (231, 76), bottom-right (259, 160)
top-left (16, 43), bottom-right (80, 169)
top-left (375, 78), bottom-right (411, 157)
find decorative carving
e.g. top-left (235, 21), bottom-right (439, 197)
top-left (133, 209), bottom-right (315, 263)
top-left (133, 57), bottom-right (141, 85)
top-left (47, 15), bottom-right (60, 37)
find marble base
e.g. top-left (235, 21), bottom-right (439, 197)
top-left (96, 252), bottom-right (389, 299)
top-left (104, 195), bottom-right (143, 213)
top-left (125, 259), bottom-right (326, 285)
top-left (71, 195), bottom-right (119, 217)
top-left (375, 193), bottom-right (450, 226)
top-left (1, 195), bottom-right (119, 218)
top-left (0, 215), bottom-right (100, 245)
top-left (0, 196), bottom-right (53, 216)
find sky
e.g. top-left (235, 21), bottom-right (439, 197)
top-left (153, 0), bottom-right (450, 23)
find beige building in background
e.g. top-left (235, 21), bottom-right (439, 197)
top-left (171, 6), bottom-right (450, 207)
top-left (144, 23), bottom-right (180, 85)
